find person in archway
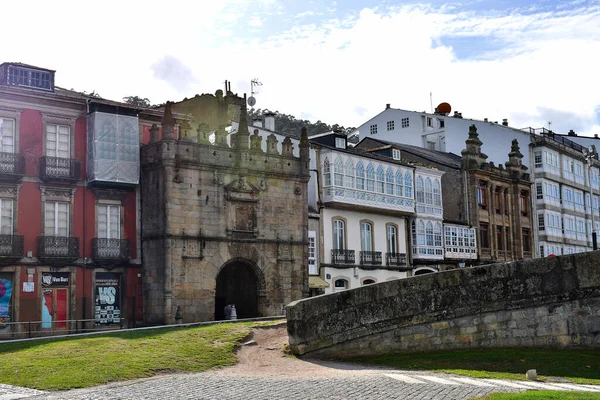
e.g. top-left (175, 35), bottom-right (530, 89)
top-left (224, 303), bottom-right (232, 320)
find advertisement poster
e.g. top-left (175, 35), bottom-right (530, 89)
top-left (95, 273), bottom-right (120, 326)
top-left (0, 278), bottom-right (12, 330)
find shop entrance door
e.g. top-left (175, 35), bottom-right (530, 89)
top-left (41, 288), bottom-right (68, 331)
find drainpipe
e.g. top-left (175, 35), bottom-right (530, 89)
top-left (163, 164), bottom-right (173, 324)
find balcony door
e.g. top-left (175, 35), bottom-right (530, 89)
top-left (44, 201), bottom-right (69, 256)
top-left (46, 124), bottom-right (70, 176)
top-left (0, 199), bottom-right (14, 255)
top-left (97, 204), bottom-right (121, 258)
top-left (361, 222), bottom-right (372, 252)
top-left (0, 118), bottom-right (15, 173)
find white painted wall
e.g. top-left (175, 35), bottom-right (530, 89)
top-left (357, 109), bottom-right (533, 168)
top-left (322, 208), bottom-right (407, 264)
top-left (323, 267), bottom-right (408, 293)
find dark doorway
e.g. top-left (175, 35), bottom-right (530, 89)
top-left (215, 261), bottom-right (259, 320)
top-left (414, 268), bottom-right (435, 276)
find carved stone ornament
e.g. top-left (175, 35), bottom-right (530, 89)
top-left (213, 170), bottom-right (224, 185)
top-left (258, 179), bottom-right (267, 191)
top-left (0, 184), bottom-right (20, 198)
top-left (40, 186), bottom-right (77, 202)
top-left (294, 186), bottom-right (302, 195)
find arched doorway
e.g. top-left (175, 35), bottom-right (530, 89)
top-left (414, 267), bottom-right (436, 276)
top-left (215, 260), bottom-right (261, 320)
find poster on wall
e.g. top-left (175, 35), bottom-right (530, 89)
top-left (0, 278), bottom-right (13, 330)
top-left (95, 273), bottom-right (120, 326)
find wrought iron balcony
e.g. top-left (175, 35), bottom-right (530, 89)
top-left (331, 249), bottom-right (355, 264)
top-left (386, 252), bottom-right (407, 266)
top-left (37, 236), bottom-right (80, 264)
top-left (0, 234), bottom-right (24, 262)
top-left (91, 238), bottom-right (131, 264)
top-left (0, 152), bottom-right (25, 181)
top-left (39, 156), bottom-right (81, 183)
top-left (360, 251), bottom-right (382, 265)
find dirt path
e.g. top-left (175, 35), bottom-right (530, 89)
top-left (214, 323), bottom-right (397, 378)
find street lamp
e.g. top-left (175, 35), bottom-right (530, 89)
top-left (583, 145), bottom-right (598, 250)
top-left (458, 260), bottom-right (465, 269)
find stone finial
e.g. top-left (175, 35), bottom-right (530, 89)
top-left (506, 138), bottom-right (526, 172)
top-left (461, 124), bottom-right (487, 170)
top-left (509, 139), bottom-right (523, 159)
top-left (282, 137), bottom-right (294, 157)
top-left (214, 124), bottom-right (228, 147)
top-left (149, 124), bottom-right (159, 143)
top-left (162, 101), bottom-right (175, 139)
top-left (299, 127), bottom-right (309, 148)
top-left (180, 120), bottom-right (193, 142)
top-left (250, 129), bottom-right (264, 153)
top-left (266, 134), bottom-right (279, 155)
top-left (234, 94), bottom-right (250, 150)
top-left (197, 122), bottom-right (211, 144)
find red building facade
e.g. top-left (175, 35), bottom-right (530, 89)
top-left (0, 62), bottom-right (162, 337)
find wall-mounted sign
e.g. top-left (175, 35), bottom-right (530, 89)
top-left (22, 282), bottom-right (34, 293)
top-left (95, 273), bottom-right (121, 326)
top-left (41, 272), bottom-right (69, 287)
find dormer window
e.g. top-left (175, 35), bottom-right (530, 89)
top-left (335, 137), bottom-right (345, 149)
top-left (3, 64), bottom-right (53, 91)
top-left (392, 149), bottom-right (401, 160)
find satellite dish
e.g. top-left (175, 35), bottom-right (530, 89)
top-left (247, 96), bottom-right (256, 107)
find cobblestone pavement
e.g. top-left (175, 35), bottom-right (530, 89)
top-left (11, 371), bottom-right (600, 400)
top-left (0, 383), bottom-right (45, 400)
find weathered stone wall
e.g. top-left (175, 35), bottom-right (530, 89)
top-left (142, 136), bottom-right (310, 324)
top-left (287, 251), bottom-right (600, 357)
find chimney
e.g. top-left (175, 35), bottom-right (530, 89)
top-left (568, 129), bottom-right (576, 136)
top-left (502, 119), bottom-right (508, 126)
top-left (595, 134), bottom-right (599, 139)
top-left (386, 103), bottom-right (391, 109)
top-left (253, 118), bottom-right (263, 128)
top-left (484, 118), bottom-right (488, 122)
top-left (263, 112), bottom-right (275, 131)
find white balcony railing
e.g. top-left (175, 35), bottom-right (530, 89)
top-left (445, 247), bottom-right (478, 260)
top-left (323, 186), bottom-right (415, 213)
top-left (412, 245), bottom-right (444, 260)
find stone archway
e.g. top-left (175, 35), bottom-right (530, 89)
top-left (414, 267), bottom-right (436, 276)
top-left (214, 258), bottom-right (265, 320)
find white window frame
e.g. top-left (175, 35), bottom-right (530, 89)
top-left (401, 117), bottom-right (409, 128)
top-left (392, 149), bottom-right (401, 160)
top-left (0, 198), bottom-right (14, 235)
top-left (308, 230), bottom-right (317, 275)
top-left (97, 204), bottom-right (121, 239)
top-left (387, 224), bottom-right (397, 254)
top-left (387, 120), bottom-right (394, 131)
top-left (335, 137), bottom-right (345, 149)
top-left (370, 124), bottom-right (377, 135)
top-left (360, 222), bottom-right (373, 252)
top-left (44, 201), bottom-right (70, 237)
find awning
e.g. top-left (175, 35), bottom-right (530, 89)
top-left (309, 276), bottom-right (330, 289)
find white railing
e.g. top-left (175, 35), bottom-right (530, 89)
top-left (416, 204), bottom-right (443, 216)
top-left (323, 186), bottom-right (415, 212)
top-left (412, 245), bottom-right (444, 260)
top-left (444, 247), bottom-right (478, 259)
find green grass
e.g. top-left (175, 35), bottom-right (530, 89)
top-left (0, 322), bottom-right (275, 391)
top-left (349, 348), bottom-right (600, 385)
top-left (474, 392), bottom-right (600, 400)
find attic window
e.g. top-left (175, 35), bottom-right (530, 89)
top-left (6, 65), bottom-right (52, 90)
top-left (370, 124), bottom-right (377, 135)
top-left (392, 149), bottom-right (401, 160)
top-left (335, 137), bottom-right (345, 149)
top-left (401, 118), bottom-right (409, 128)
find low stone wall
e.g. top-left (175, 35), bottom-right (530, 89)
top-left (286, 252), bottom-right (600, 357)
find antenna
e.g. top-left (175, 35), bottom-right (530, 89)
top-left (430, 91), bottom-right (433, 113)
top-left (548, 121), bottom-right (552, 132)
top-left (248, 78), bottom-right (262, 107)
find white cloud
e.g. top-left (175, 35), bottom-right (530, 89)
top-left (2, 0), bottom-right (599, 137)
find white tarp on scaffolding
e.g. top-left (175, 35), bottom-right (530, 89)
top-left (87, 112), bottom-right (140, 184)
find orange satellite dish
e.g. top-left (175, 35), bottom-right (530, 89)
top-left (548, 254), bottom-right (556, 257)
top-left (437, 102), bottom-right (452, 115)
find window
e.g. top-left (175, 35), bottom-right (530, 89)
top-left (434, 222), bottom-right (442, 247)
top-left (534, 151), bottom-right (542, 168)
top-left (387, 121), bottom-right (395, 131)
top-left (433, 179), bottom-right (441, 206)
top-left (385, 168), bottom-right (394, 195)
top-left (6, 65), bottom-right (52, 90)
top-left (333, 219), bottom-right (345, 250)
top-left (46, 124), bottom-right (70, 158)
top-left (392, 149), bottom-right (401, 160)
top-left (538, 214), bottom-right (545, 231)
top-left (536, 183), bottom-right (543, 200)
top-left (401, 117), bottom-right (409, 128)
top-left (323, 158), bottom-right (331, 186)
top-left (495, 188), bottom-right (501, 214)
top-left (477, 182), bottom-right (487, 210)
top-left (424, 178), bottom-right (433, 205)
top-left (416, 221), bottom-right (426, 246)
top-left (45, 201), bottom-right (69, 236)
top-left (0, 118), bottom-right (15, 154)
top-left (0, 199), bottom-right (13, 235)
top-left (366, 164), bottom-right (375, 192)
top-left (505, 227), bottom-right (511, 251)
top-left (362, 279), bottom-right (376, 285)
top-left (344, 159), bottom-right (354, 188)
top-left (335, 137), bottom-right (345, 149)
top-left (334, 279), bottom-right (348, 291)
top-left (376, 166), bottom-right (385, 193)
top-left (522, 228), bottom-right (530, 252)
top-left (427, 117), bottom-right (433, 127)
top-left (395, 171), bottom-right (404, 197)
top-left (427, 141), bottom-right (436, 150)
top-left (426, 221), bottom-right (434, 246)
top-left (98, 204), bottom-right (120, 239)
top-left (480, 223), bottom-right (489, 248)
top-left (370, 124), bottom-right (377, 135)
top-left (334, 158), bottom-right (344, 187)
top-left (504, 190), bottom-right (509, 215)
top-left (387, 224), bottom-right (398, 254)
top-left (361, 222), bottom-right (373, 251)
top-left (496, 226), bottom-right (504, 250)
top-left (416, 176), bottom-right (424, 203)
top-left (439, 119), bottom-right (445, 128)
top-left (356, 161), bottom-right (365, 190)
top-left (520, 191), bottom-right (529, 216)
top-left (308, 231), bottom-right (317, 275)
top-left (405, 173), bottom-right (412, 198)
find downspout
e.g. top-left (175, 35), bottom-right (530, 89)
top-left (83, 98), bottom-right (91, 321)
top-left (163, 162), bottom-right (172, 324)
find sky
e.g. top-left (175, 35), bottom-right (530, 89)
top-left (2, 0), bottom-right (600, 136)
